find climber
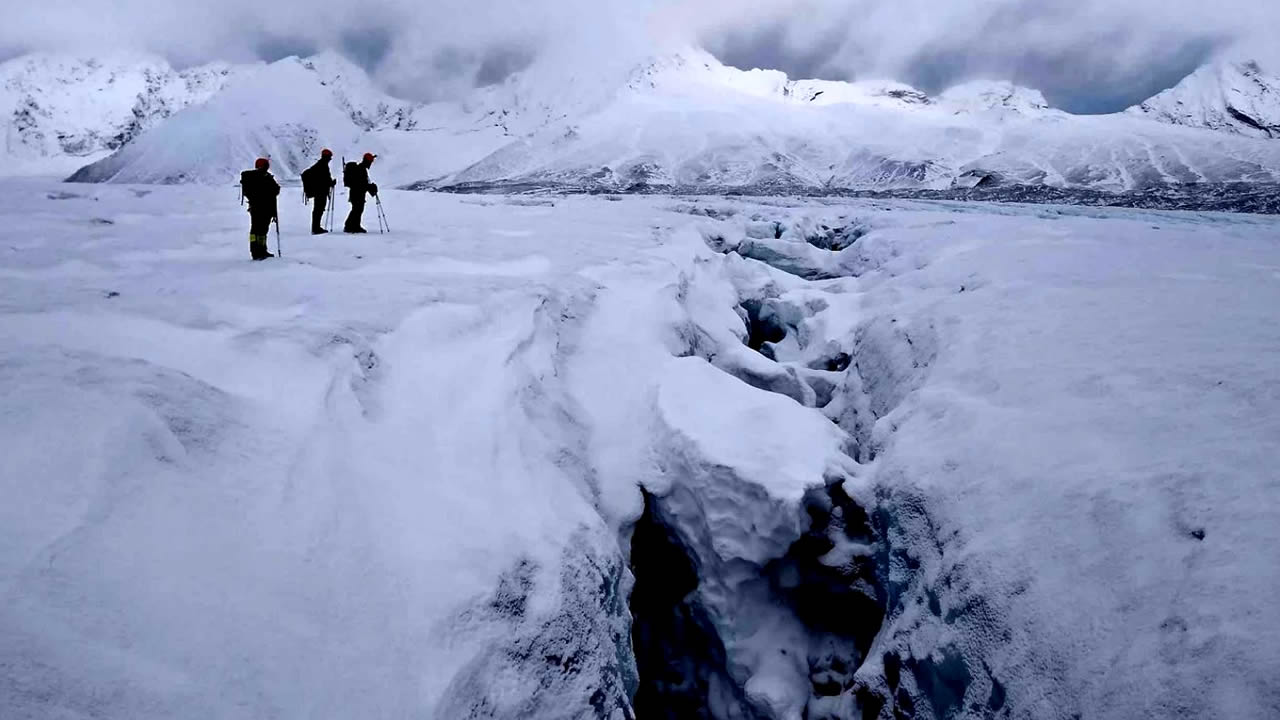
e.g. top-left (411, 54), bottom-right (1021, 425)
top-left (343, 152), bottom-right (378, 233)
top-left (301, 148), bottom-right (337, 234)
top-left (240, 157), bottom-right (280, 260)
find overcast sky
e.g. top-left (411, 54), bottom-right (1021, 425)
top-left (4, 0), bottom-right (1276, 112)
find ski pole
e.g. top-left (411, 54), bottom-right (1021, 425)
top-left (274, 214), bottom-right (283, 258)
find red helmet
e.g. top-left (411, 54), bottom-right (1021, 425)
top-left (254, 157), bottom-right (270, 170)
top-left (321, 148), bottom-right (333, 158)
top-left (362, 152), bottom-right (377, 163)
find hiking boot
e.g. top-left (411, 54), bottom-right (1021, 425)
top-left (312, 228), bottom-right (328, 235)
top-left (250, 236), bottom-right (274, 260)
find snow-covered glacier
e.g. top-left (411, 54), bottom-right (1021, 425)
top-left (2, 179), bottom-right (1278, 718)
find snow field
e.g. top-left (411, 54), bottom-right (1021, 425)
top-left (2, 180), bottom-right (1279, 718)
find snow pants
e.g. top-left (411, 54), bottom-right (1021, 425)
top-left (312, 192), bottom-right (327, 231)
top-left (346, 194), bottom-right (366, 232)
top-left (248, 208), bottom-right (274, 259)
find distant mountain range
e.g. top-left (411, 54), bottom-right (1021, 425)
top-left (4, 47), bottom-right (1276, 194)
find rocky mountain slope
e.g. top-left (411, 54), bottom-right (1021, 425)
top-left (1, 53), bottom-right (240, 174)
top-left (1128, 58), bottom-right (1280, 139)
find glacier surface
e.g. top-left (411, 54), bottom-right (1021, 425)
top-left (1, 180), bottom-right (1279, 718)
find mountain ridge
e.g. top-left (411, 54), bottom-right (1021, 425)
top-left (36, 47), bottom-right (1280, 193)
top-left (1, 53), bottom-right (243, 174)
top-left (1127, 58), bottom-right (1280, 138)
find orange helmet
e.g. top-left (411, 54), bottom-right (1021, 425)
top-left (254, 157), bottom-right (270, 170)
top-left (362, 152), bottom-right (377, 163)
top-left (321, 148), bottom-right (333, 158)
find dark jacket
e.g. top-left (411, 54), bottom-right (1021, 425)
top-left (246, 169), bottom-right (281, 214)
top-left (302, 159), bottom-right (334, 197)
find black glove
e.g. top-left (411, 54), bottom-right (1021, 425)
top-left (369, 183), bottom-right (378, 196)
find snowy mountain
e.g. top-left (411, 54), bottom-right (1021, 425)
top-left (432, 50), bottom-right (1280, 193)
top-left (939, 80), bottom-right (1058, 116)
top-left (0, 53), bottom-right (240, 175)
top-left (45, 47), bottom-right (1280, 193)
top-left (1128, 58), bottom-right (1280, 138)
top-left (67, 53), bottom-right (511, 186)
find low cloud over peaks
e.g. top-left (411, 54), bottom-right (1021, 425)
top-left (4, 0), bottom-right (1276, 111)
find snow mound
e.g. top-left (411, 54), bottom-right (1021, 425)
top-left (65, 55), bottom-right (508, 186)
top-left (0, 53), bottom-right (240, 175)
top-left (1128, 58), bottom-right (1280, 138)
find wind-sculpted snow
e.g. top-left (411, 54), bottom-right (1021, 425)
top-left (2, 180), bottom-right (1279, 718)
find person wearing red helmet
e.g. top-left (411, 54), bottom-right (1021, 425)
top-left (240, 157), bottom-right (280, 260)
top-left (301, 148), bottom-right (337, 234)
top-left (342, 152), bottom-right (377, 233)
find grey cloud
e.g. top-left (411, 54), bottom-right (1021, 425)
top-left (340, 26), bottom-right (394, 72)
top-left (697, 0), bottom-right (1274, 111)
top-left (254, 35), bottom-right (321, 64)
top-left (1, 1), bottom-right (1276, 112)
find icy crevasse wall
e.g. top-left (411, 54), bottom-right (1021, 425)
top-left (584, 210), bottom-right (1004, 720)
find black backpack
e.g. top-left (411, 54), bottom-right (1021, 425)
top-left (300, 164), bottom-right (320, 198)
top-left (240, 170), bottom-right (261, 201)
top-left (343, 161), bottom-right (359, 188)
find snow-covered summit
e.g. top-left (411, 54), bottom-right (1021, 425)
top-left (66, 55), bottom-right (508, 186)
top-left (439, 49), bottom-right (1280, 193)
top-left (0, 53), bottom-right (241, 174)
top-left (1128, 58), bottom-right (1280, 138)
top-left (940, 80), bottom-right (1058, 117)
top-left (622, 51), bottom-right (954, 113)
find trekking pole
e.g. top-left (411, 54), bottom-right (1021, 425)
top-left (327, 187), bottom-right (335, 232)
top-left (274, 214), bottom-right (283, 258)
top-left (376, 194), bottom-right (390, 233)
